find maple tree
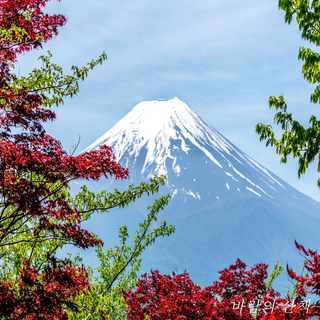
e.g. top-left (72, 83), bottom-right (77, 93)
top-left (123, 240), bottom-right (320, 319)
top-left (0, 174), bottom-right (175, 319)
top-left (0, 1), bottom-right (120, 318)
top-left (0, 0), bottom-right (173, 318)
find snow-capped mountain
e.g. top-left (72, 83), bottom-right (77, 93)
top-left (84, 97), bottom-right (310, 206)
top-left (82, 97), bottom-right (320, 292)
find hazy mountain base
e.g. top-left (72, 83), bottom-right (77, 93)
top-left (66, 177), bottom-right (320, 297)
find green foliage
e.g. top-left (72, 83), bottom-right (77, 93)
top-left (68, 189), bottom-right (175, 319)
top-left (12, 50), bottom-right (107, 108)
top-left (0, 175), bottom-right (175, 319)
top-left (71, 175), bottom-right (168, 221)
top-left (0, 24), bottom-right (30, 44)
top-left (266, 261), bottom-right (284, 289)
top-left (256, 0), bottom-right (320, 186)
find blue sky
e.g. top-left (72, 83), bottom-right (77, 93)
top-left (16, 0), bottom-right (320, 201)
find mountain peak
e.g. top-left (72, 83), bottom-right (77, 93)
top-left (83, 97), bottom-right (205, 160)
top-left (126, 97), bottom-right (193, 128)
top-left (83, 97), bottom-right (223, 175)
